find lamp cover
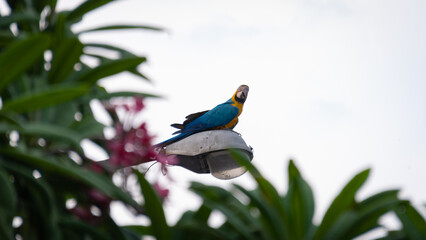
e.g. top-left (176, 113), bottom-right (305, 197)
top-left (163, 130), bottom-right (253, 179)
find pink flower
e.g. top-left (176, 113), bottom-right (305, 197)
top-left (87, 189), bottom-right (111, 210)
top-left (156, 153), bottom-right (179, 165)
top-left (105, 96), bottom-right (174, 169)
top-left (156, 154), bottom-right (179, 176)
top-left (89, 162), bottom-right (105, 173)
top-left (133, 96), bottom-right (144, 112)
top-left (114, 122), bottom-right (124, 137)
top-left (153, 182), bottom-right (169, 202)
top-left (69, 206), bottom-right (97, 223)
top-left (113, 96), bottom-right (145, 113)
top-left (107, 121), bottom-right (157, 167)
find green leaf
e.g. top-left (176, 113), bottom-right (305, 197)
top-left (173, 205), bottom-right (230, 240)
top-left (193, 204), bottom-right (212, 224)
top-left (394, 202), bottom-right (426, 240)
top-left (1, 84), bottom-right (89, 113)
top-left (229, 149), bottom-right (289, 239)
top-left (48, 37), bottom-right (84, 83)
top-left (0, 166), bottom-right (15, 240)
top-left (0, 148), bottom-right (140, 211)
top-left (120, 227), bottom-right (142, 240)
top-left (70, 115), bottom-right (105, 139)
top-left (123, 225), bottom-right (152, 236)
top-left (32, 0), bottom-right (57, 13)
top-left (374, 231), bottom-right (407, 240)
top-left (283, 160), bottom-right (315, 239)
top-left (68, 57), bottom-right (147, 85)
top-left (1, 161), bottom-right (61, 240)
top-left (78, 24), bottom-right (163, 34)
top-left (59, 217), bottom-right (111, 240)
top-left (11, 122), bottom-right (84, 153)
top-left (134, 170), bottom-right (170, 240)
top-left (0, 34), bottom-right (50, 93)
top-left (89, 55), bottom-right (151, 81)
top-left (0, 30), bottom-right (15, 47)
top-left (83, 43), bottom-right (151, 81)
top-left (348, 190), bottom-right (401, 236)
top-left (0, 167), bottom-right (16, 215)
top-left (66, 0), bottom-right (114, 23)
top-left (93, 90), bottom-right (161, 100)
top-left (190, 182), bottom-right (260, 240)
top-left (0, 11), bottom-right (39, 27)
top-left (85, 43), bottom-right (139, 57)
top-left (51, 12), bottom-right (69, 45)
top-left (314, 169), bottom-right (370, 240)
top-left (233, 184), bottom-right (286, 240)
top-left (0, 112), bottom-right (20, 127)
top-left (102, 217), bottom-right (129, 240)
top-left (42, 100), bottom-right (79, 127)
top-left (173, 219), bottom-right (231, 240)
top-left (323, 190), bottom-right (402, 240)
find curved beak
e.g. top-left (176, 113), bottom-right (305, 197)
top-left (239, 85), bottom-right (249, 99)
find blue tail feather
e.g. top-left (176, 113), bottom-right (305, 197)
top-left (155, 132), bottom-right (193, 148)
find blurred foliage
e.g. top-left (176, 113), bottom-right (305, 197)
top-left (0, 1), bottom-right (425, 240)
top-left (0, 0), bottom-right (165, 239)
top-left (172, 152), bottom-right (426, 240)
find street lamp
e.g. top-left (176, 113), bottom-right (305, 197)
top-left (162, 130), bottom-right (253, 180)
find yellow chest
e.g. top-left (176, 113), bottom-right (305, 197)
top-left (224, 118), bottom-right (239, 129)
top-left (223, 101), bottom-right (243, 129)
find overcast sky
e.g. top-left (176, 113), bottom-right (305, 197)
top-left (8, 0), bottom-right (426, 237)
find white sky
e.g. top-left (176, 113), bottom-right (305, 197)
top-left (5, 0), bottom-right (426, 237)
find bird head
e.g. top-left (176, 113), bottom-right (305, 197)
top-left (234, 85), bottom-right (249, 103)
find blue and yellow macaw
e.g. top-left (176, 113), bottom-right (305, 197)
top-left (157, 85), bottom-right (249, 147)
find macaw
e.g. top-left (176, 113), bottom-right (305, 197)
top-left (156, 85), bottom-right (249, 147)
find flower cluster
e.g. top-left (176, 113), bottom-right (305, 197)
top-left (153, 182), bottom-right (170, 202)
top-left (68, 95), bottom-right (178, 218)
top-left (68, 188), bottom-right (111, 224)
top-left (107, 122), bottom-right (157, 167)
top-left (71, 97), bottom-right (176, 223)
top-left (105, 96), bottom-right (157, 167)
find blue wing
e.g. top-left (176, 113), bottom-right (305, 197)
top-left (156, 100), bottom-right (239, 146)
top-left (179, 101), bottom-right (239, 133)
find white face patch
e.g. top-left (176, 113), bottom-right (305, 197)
top-left (234, 85), bottom-right (249, 102)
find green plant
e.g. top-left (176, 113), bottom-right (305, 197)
top-left (173, 152), bottom-right (426, 240)
top-left (0, 0), bottom-right (168, 239)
